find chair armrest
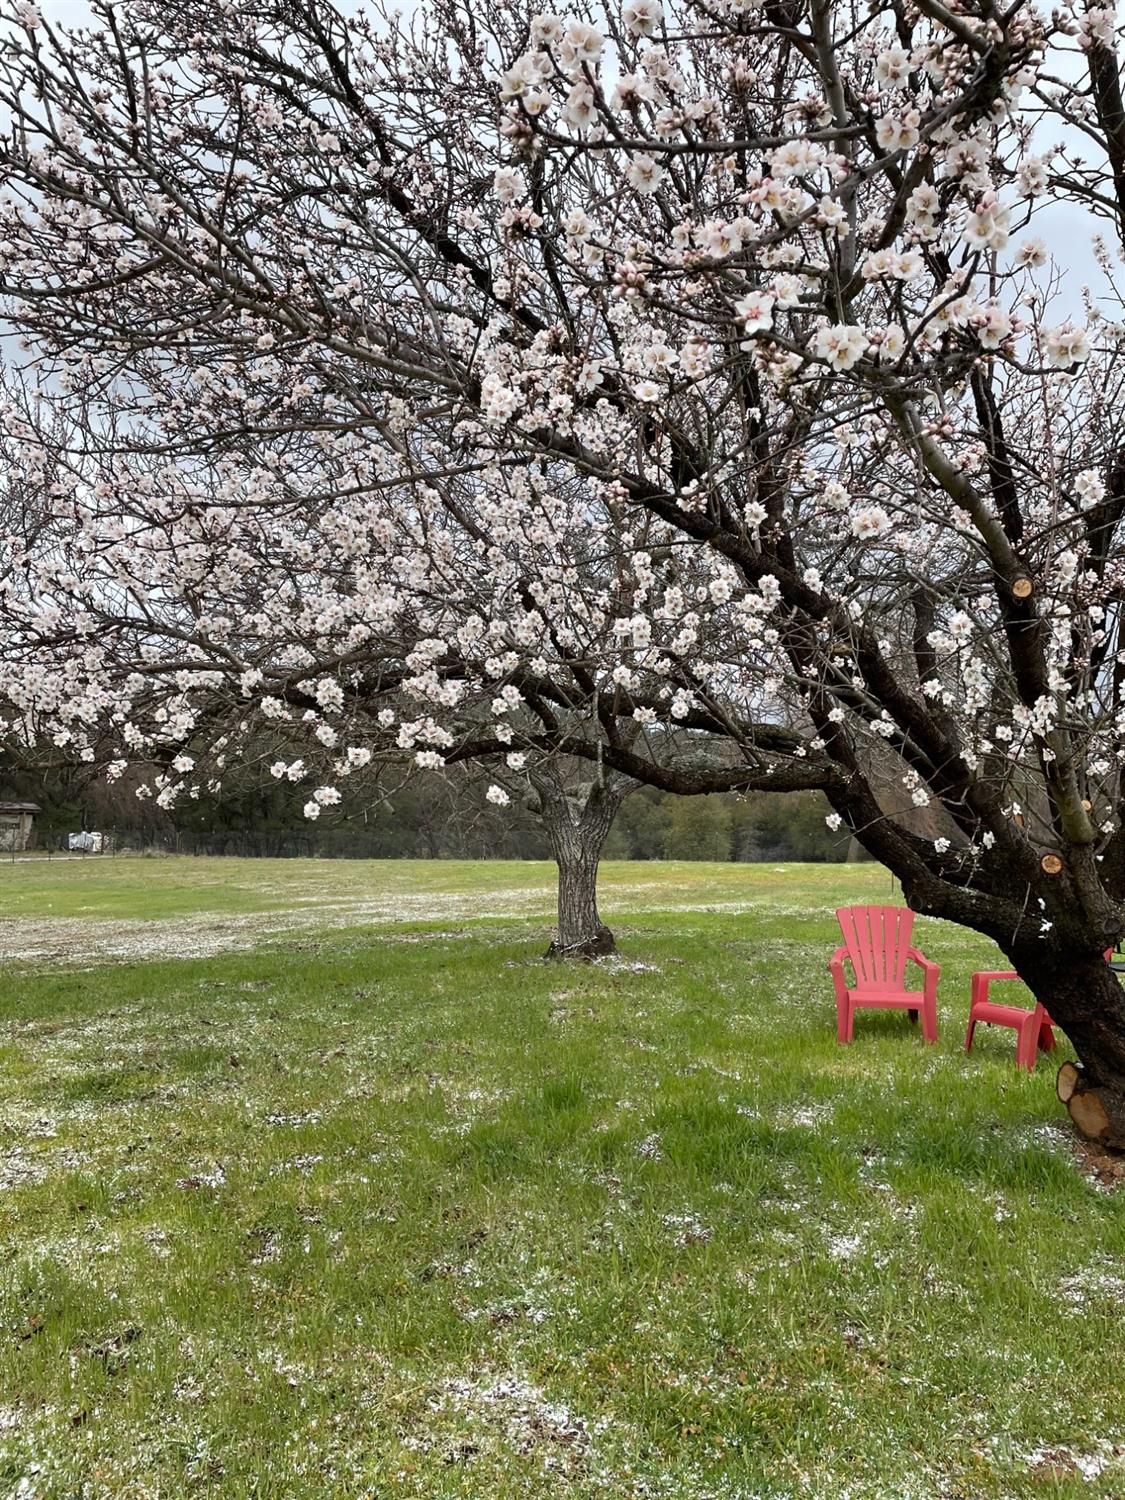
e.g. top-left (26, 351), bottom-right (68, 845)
top-left (829, 946), bottom-right (851, 1001)
top-left (906, 946), bottom-right (940, 976)
top-left (971, 969), bottom-right (1022, 1009)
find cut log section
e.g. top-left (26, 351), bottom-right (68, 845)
top-left (1057, 1061), bottom-right (1079, 1103)
top-left (1057, 1062), bottom-right (1125, 1152)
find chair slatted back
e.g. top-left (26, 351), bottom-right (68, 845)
top-left (836, 905), bottom-right (915, 991)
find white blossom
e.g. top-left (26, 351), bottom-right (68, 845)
top-left (814, 324), bottom-right (867, 371)
top-left (626, 154), bottom-right (665, 195)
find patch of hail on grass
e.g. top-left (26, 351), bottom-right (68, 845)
top-left (8, 1227), bottom-right (100, 1270)
top-left (140, 1226), bottom-right (172, 1259)
top-left (548, 1002), bottom-right (601, 1024)
top-left (0, 1149), bottom-right (51, 1190)
top-left (264, 1349), bottom-right (320, 1388)
top-left (0, 1097), bottom-right (93, 1136)
top-left (463, 1297), bottom-right (553, 1327)
top-left (776, 1102), bottom-right (834, 1128)
top-left (171, 1372), bottom-right (208, 1404)
top-left (1014, 1119), bottom-right (1071, 1153)
top-left (758, 1193), bottom-right (807, 1217)
top-left (1057, 1258), bottom-right (1125, 1309)
top-left (1019, 1441), bottom-right (1125, 1481)
top-left (420, 1249), bottom-right (486, 1285)
top-left (596, 956), bottom-right (661, 974)
top-left (587, 1215), bottom-right (629, 1254)
top-left (661, 1212), bottom-right (713, 1248)
top-left (7, 1004), bottom-right (280, 1083)
top-left (175, 1163), bottom-right (226, 1190)
top-left (629, 1036), bottom-right (659, 1053)
top-left (635, 1132), bottom-right (663, 1161)
top-left (264, 1109), bottom-right (324, 1127)
top-left (268, 1153), bottom-right (323, 1177)
top-left (825, 1232), bottom-right (865, 1262)
top-left (438, 1083), bottom-right (509, 1116)
top-left (415, 1371), bottom-right (603, 1474)
top-left (464, 1256), bottom-right (575, 1329)
top-left (857, 1149), bottom-right (899, 1194)
top-left (685, 1060), bottom-right (745, 1082)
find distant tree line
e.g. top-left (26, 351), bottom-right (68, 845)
top-left (5, 760), bottom-right (855, 863)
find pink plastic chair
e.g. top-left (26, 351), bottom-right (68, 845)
top-left (964, 951), bottom-right (1110, 1070)
top-left (963, 972), bottom-right (1054, 1071)
top-left (972, 954), bottom-right (1122, 1074)
top-left (830, 906), bottom-right (940, 1045)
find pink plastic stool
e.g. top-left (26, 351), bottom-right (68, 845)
top-left (964, 971), bottom-right (1055, 1071)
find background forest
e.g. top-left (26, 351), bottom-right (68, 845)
top-left (1, 761), bottom-right (848, 863)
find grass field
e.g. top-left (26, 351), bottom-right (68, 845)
top-left (1, 857), bottom-right (1124, 1499)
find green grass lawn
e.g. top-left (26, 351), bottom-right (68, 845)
top-left (0, 852), bottom-right (897, 922)
top-left (1, 858), bottom-right (1123, 1498)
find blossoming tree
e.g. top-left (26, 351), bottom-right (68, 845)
top-left (1, 378), bottom-right (825, 953)
top-left (7, 0), bottom-right (1125, 1137)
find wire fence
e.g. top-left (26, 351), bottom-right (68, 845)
top-left (11, 828), bottom-right (344, 860)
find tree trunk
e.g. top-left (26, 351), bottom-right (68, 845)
top-left (552, 840), bottom-right (615, 958)
top-left (1018, 948), bottom-right (1125, 1150)
top-left (535, 773), bottom-right (630, 959)
top-left (846, 775), bottom-right (1125, 1146)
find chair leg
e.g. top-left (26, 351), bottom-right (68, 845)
top-left (1038, 1021), bottom-right (1056, 1053)
top-left (837, 996), bottom-right (850, 1044)
top-left (921, 996), bottom-right (938, 1044)
top-left (1016, 1020), bottom-right (1037, 1071)
top-left (964, 1015), bottom-right (976, 1054)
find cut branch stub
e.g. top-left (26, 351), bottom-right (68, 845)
top-left (1057, 1060), bottom-right (1079, 1103)
top-left (1058, 1062), bottom-right (1125, 1152)
top-left (1040, 852), bottom-right (1065, 876)
top-left (1011, 575), bottom-right (1034, 600)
